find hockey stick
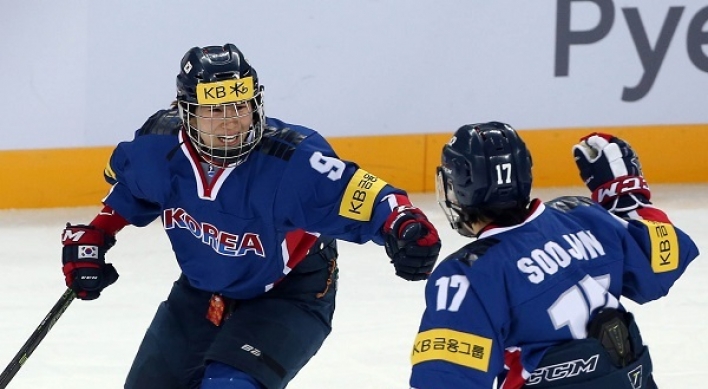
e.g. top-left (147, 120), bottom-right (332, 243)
top-left (0, 288), bottom-right (75, 389)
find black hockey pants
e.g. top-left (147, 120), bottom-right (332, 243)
top-left (521, 309), bottom-right (657, 389)
top-left (124, 238), bottom-right (338, 389)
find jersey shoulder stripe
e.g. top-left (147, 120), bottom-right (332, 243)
top-left (256, 126), bottom-right (307, 160)
top-left (545, 196), bottom-right (595, 213)
top-left (136, 108), bottom-right (182, 137)
top-left (449, 238), bottom-right (499, 267)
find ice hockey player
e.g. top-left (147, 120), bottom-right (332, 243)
top-left (59, 43), bottom-right (441, 389)
top-left (408, 122), bottom-right (699, 388)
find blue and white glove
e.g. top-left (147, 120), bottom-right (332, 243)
top-left (572, 132), bottom-right (651, 214)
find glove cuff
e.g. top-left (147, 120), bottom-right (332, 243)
top-left (383, 205), bottom-right (417, 235)
top-left (591, 176), bottom-right (651, 205)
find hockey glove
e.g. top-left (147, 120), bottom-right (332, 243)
top-left (61, 224), bottom-right (119, 300)
top-left (383, 206), bottom-right (441, 281)
top-left (572, 133), bottom-right (651, 214)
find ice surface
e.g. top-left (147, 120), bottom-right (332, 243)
top-left (0, 185), bottom-right (705, 388)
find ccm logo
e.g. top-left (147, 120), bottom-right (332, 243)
top-left (595, 176), bottom-right (648, 203)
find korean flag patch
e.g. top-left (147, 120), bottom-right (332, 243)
top-left (78, 245), bottom-right (99, 259)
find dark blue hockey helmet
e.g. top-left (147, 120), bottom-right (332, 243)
top-left (436, 122), bottom-right (533, 234)
top-left (176, 43), bottom-right (265, 167)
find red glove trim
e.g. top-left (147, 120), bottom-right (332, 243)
top-left (61, 226), bottom-right (107, 246)
top-left (635, 207), bottom-right (670, 223)
top-left (391, 193), bottom-right (413, 208)
top-left (90, 205), bottom-right (129, 235)
top-left (579, 132), bottom-right (613, 142)
top-left (383, 206), bottom-right (440, 247)
top-left (62, 261), bottom-right (101, 287)
top-left (383, 205), bottom-right (414, 234)
top-left (413, 219), bottom-right (440, 247)
top-left (591, 176), bottom-right (651, 204)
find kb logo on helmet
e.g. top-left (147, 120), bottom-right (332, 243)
top-left (197, 77), bottom-right (255, 105)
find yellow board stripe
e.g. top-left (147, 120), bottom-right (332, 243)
top-left (0, 124), bottom-right (705, 209)
top-left (338, 169), bottom-right (387, 221)
top-left (637, 220), bottom-right (680, 273)
top-left (411, 328), bottom-right (493, 372)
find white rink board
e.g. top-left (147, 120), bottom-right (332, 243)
top-left (0, 1), bottom-right (706, 150)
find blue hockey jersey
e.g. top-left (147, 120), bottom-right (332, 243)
top-left (409, 197), bottom-right (699, 389)
top-left (102, 111), bottom-right (405, 299)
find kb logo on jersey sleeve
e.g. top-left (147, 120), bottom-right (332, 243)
top-left (638, 220), bottom-right (679, 273)
top-left (339, 169), bottom-right (387, 221)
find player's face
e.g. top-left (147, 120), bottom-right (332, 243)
top-left (193, 103), bottom-right (254, 148)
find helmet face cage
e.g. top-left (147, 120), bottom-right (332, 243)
top-left (178, 94), bottom-right (264, 168)
top-left (176, 44), bottom-right (265, 167)
top-left (436, 166), bottom-right (474, 237)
